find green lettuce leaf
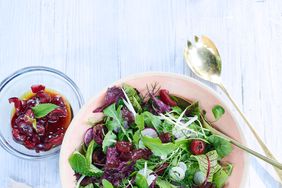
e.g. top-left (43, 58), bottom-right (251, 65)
top-left (102, 179), bottom-right (114, 188)
top-left (102, 131), bottom-right (117, 153)
top-left (135, 173), bottom-right (149, 188)
top-left (142, 136), bottom-right (176, 158)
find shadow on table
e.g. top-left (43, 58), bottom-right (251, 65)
top-left (251, 158), bottom-right (282, 188)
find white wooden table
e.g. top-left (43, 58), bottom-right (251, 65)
top-left (0, 1), bottom-right (282, 187)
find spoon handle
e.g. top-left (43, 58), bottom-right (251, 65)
top-left (218, 82), bottom-right (282, 181)
top-left (202, 118), bottom-right (282, 170)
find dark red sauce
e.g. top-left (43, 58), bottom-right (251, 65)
top-left (9, 84), bottom-right (72, 153)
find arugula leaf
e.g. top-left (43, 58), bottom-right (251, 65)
top-left (208, 135), bottom-right (232, 158)
top-left (212, 105), bottom-right (225, 121)
top-left (31, 103), bottom-right (58, 118)
top-left (162, 120), bottom-right (173, 133)
top-left (142, 136), bottom-right (176, 158)
top-left (86, 140), bottom-right (97, 164)
top-left (102, 131), bottom-right (117, 153)
top-left (102, 179), bottom-right (114, 188)
top-left (69, 151), bottom-right (102, 177)
top-left (156, 178), bottom-right (177, 188)
top-left (103, 104), bottom-right (123, 131)
top-left (135, 114), bottom-right (145, 130)
top-left (186, 101), bottom-right (201, 117)
top-left (175, 138), bottom-right (189, 152)
top-left (191, 150), bottom-right (221, 182)
top-left (123, 84), bottom-right (142, 113)
top-left (135, 173), bottom-right (149, 188)
top-left (142, 112), bottom-right (162, 133)
top-left (133, 130), bottom-right (141, 147)
top-left (171, 106), bottom-right (183, 115)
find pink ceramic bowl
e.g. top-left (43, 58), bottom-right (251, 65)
top-left (60, 72), bottom-right (247, 188)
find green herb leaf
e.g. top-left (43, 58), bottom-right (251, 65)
top-left (142, 112), bottom-right (162, 133)
top-left (31, 103), bottom-right (58, 118)
top-left (123, 84), bottom-right (143, 113)
top-left (103, 104), bottom-right (123, 131)
top-left (80, 183), bottom-right (94, 188)
top-left (86, 140), bottom-right (98, 164)
top-left (135, 114), bottom-right (145, 130)
top-left (192, 150), bottom-right (221, 182)
top-left (212, 105), bottom-right (225, 121)
top-left (186, 101), bottom-right (201, 117)
top-left (68, 151), bottom-right (103, 177)
top-left (156, 178), bottom-right (177, 188)
top-left (102, 179), bottom-right (114, 188)
top-left (142, 136), bottom-right (176, 158)
top-left (135, 173), bottom-right (149, 188)
top-left (213, 168), bottom-right (229, 188)
top-left (102, 131), bottom-right (117, 153)
top-left (208, 135), bottom-right (232, 158)
top-left (133, 130), bottom-right (141, 147)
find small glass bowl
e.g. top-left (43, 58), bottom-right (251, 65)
top-left (0, 66), bottom-right (84, 160)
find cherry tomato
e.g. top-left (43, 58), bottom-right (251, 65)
top-left (190, 140), bottom-right (206, 155)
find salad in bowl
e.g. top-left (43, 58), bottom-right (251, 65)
top-left (67, 83), bottom-right (235, 188)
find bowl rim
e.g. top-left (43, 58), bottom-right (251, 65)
top-left (59, 71), bottom-right (248, 188)
top-left (0, 66), bottom-right (84, 160)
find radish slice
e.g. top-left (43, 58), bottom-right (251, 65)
top-left (178, 162), bottom-right (187, 172)
top-left (141, 128), bottom-right (158, 138)
top-left (169, 167), bottom-right (185, 181)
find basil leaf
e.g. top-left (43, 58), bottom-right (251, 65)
top-left (142, 136), bottom-right (176, 158)
top-left (69, 151), bottom-right (103, 177)
top-left (102, 179), bottom-right (114, 188)
top-left (208, 135), bottom-right (232, 158)
top-left (31, 103), bottom-right (58, 118)
top-left (102, 131), bottom-right (117, 153)
top-left (135, 173), bottom-right (149, 188)
top-left (212, 105), bottom-right (225, 121)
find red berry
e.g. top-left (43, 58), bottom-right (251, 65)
top-left (116, 141), bottom-right (132, 153)
top-left (190, 140), bottom-right (206, 155)
top-left (31, 84), bottom-right (45, 93)
top-left (36, 91), bottom-right (51, 103)
top-left (159, 132), bottom-right (171, 143)
top-left (8, 97), bottom-right (22, 112)
top-left (159, 89), bottom-right (177, 106)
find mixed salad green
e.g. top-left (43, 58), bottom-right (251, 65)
top-left (69, 84), bottom-right (233, 188)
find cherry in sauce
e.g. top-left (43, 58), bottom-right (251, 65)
top-left (9, 84), bottom-right (72, 153)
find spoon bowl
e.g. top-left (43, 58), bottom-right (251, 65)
top-left (184, 36), bottom-right (222, 84)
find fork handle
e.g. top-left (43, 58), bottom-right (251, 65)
top-left (218, 82), bottom-right (282, 182)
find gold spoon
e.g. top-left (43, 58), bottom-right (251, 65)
top-left (184, 35), bottom-right (282, 181)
